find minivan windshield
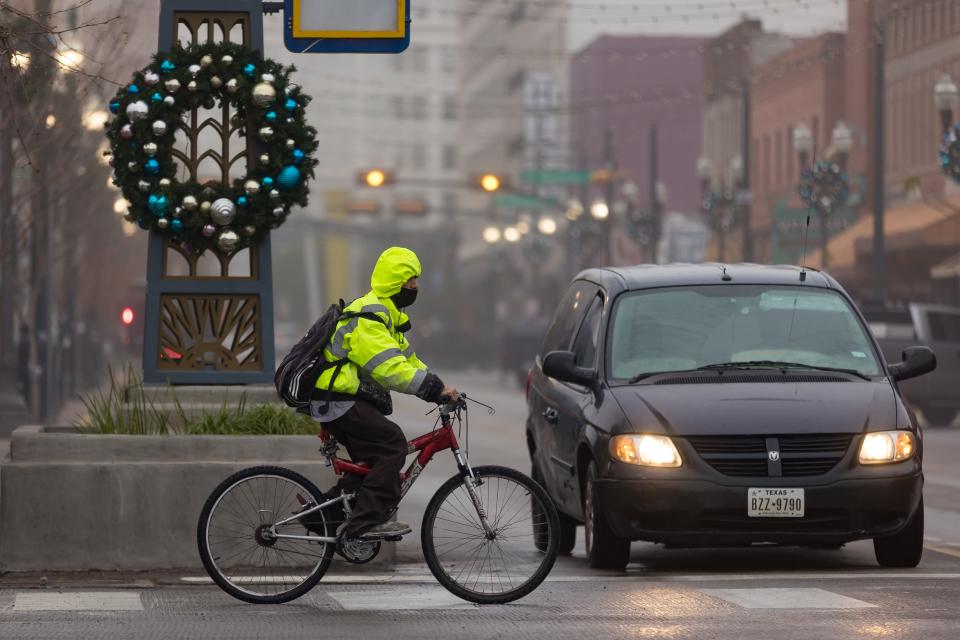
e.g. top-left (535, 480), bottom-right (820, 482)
top-left (608, 285), bottom-right (882, 380)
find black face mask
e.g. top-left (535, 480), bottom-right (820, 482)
top-left (392, 287), bottom-right (418, 309)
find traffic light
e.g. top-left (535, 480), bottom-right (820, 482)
top-left (473, 173), bottom-right (504, 192)
top-left (356, 168), bottom-right (395, 188)
top-left (121, 306), bottom-right (135, 326)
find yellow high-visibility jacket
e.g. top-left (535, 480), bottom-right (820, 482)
top-left (315, 247), bottom-right (430, 397)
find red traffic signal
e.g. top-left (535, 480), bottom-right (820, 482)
top-left (121, 306), bottom-right (135, 326)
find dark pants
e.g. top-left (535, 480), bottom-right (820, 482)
top-left (324, 401), bottom-right (407, 535)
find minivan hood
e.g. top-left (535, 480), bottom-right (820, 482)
top-left (609, 381), bottom-right (897, 436)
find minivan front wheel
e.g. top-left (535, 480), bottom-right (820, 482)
top-left (873, 498), bottom-right (924, 568)
top-left (584, 461), bottom-right (631, 570)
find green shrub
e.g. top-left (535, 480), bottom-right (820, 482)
top-left (76, 365), bottom-right (317, 435)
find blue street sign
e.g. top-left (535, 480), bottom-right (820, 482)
top-left (284, 0), bottom-right (411, 54)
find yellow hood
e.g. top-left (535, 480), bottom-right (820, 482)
top-left (370, 247), bottom-right (422, 298)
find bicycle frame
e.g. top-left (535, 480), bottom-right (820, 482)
top-left (269, 405), bottom-right (484, 544)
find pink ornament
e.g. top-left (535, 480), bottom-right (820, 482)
top-left (121, 124), bottom-right (134, 139)
top-left (202, 223), bottom-right (216, 237)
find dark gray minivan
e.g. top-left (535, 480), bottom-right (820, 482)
top-left (526, 264), bottom-right (936, 570)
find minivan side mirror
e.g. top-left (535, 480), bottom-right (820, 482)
top-left (889, 346), bottom-right (937, 382)
top-left (542, 350), bottom-right (596, 387)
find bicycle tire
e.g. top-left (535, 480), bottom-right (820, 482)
top-left (421, 465), bottom-right (560, 604)
top-left (197, 465), bottom-right (335, 604)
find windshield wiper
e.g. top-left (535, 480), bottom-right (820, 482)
top-left (695, 360), bottom-right (870, 380)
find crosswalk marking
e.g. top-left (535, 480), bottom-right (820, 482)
top-left (329, 588), bottom-right (476, 610)
top-left (700, 588), bottom-right (875, 609)
top-left (13, 592), bottom-right (143, 612)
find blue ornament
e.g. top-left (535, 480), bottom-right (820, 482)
top-left (292, 149), bottom-right (305, 164)
top-left (138, 217), bottom-right (151, 230)
top-left (277, 165), bottom-right (301, 191)
top-left (144, 159), bottom-right (160, 175)
top-left (237, 196), bottom-right (248, 206)
top-left (109, 99), bottom-right (121, 114)
top-left (284, 98), bottom-right (298, 112)
top-left (170, 219), bottom-right (183, 233)
top-left (243, 63), bottom-right (256, 77)
top-left (265, 111), bottom-right (278, 123)
top-left (147, 194), bottom-right (169, 216)
top-left (160, 60), bottom-right (175, 73)
top-left (150, 92), bottom-right (163, 104)
top-left (127, 84), bottom-right (140, 94)
top-left (262, 176), bottom-right (274, 188)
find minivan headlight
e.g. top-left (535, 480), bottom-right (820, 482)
top-left (610, 434), bottom-right (682, 467)
top-left (858, 431), bottom-right (916, 464)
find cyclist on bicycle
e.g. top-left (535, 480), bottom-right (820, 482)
top-left (310, 246), bottom-right (459, 540)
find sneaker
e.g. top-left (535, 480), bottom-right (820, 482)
top-left (359, 520), bottom-right (412, 539)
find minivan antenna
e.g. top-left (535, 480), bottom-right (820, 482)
top-left (798, 214), bottom-right (810, 283)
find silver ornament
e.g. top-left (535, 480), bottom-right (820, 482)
top-left (187, 80), bottom-right (197, 92)
top-left (272, 206), bottom-right (285, 216)
top-left (127, 161), bottom-right (137, 170)
top-left (200, 54), bottom-right (213, 68)
top-left (156, 217), bottom-right (169, 230)
top-left (258, 126), bottom-right (274, 141)
top-left (210, 197), bottom-right (237, 225)
top-left (182, 195), bottom-right (198, 211)
top-left (285, 83), bottom-right (299, 96)
top-left (138, 180), bottom-right (151, 192)
top-left (261, 73), bottom-right (276, 83)
top-left (164, 78), bottom-right (180, 93)
top-left (188, 64), bottom-right (201, 76)
top-left (243, 225), bottom-right (256, 236)
top-left (163, 96), bottom-right (175, 107)
top-left (173, 206), bottom-right (183, 218)
top-left (159, 178), bottom-right (171, 187)
top-left (210, 75), bottom-right (222, 89)
top-left (285, 138), bottom-right (295, 150)
top-left (226, 78), bottom-right (238, 94)
top-left (126, 100), bottom-right (149, 122)
top-left (200, 201), bottom-right (211, 213)
top-left (269, 189), bottom-right (280, 200)
top-left (152, 119), bottom-right (168, 136)
top-left (244, 180), bottom-right (260, 195)
top-left (259, 153), bottom-right (270, 165)
top-left (143, 142), bottom-right (158, 156)
top-left (285, 117), bottom-right (294, 124)
top-left (217, 230), bottom-right (240, 253)
top-left (221, 54), bottom-right (234, 65)
top-left (144, 71), bottom-right (160, 86)
top-left (251, 82), bottom-right (277, 108)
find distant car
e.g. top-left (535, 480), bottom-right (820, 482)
top-left (863, 303), bottom-right (960, 426)
top-left (526, 264), bottom-right (936, 570)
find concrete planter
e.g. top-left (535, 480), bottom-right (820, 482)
top-left (0, 426), bottom-right (352, 572)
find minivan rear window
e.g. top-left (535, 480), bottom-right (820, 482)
top-left (608, 285), bottom-right (881, 379)
top-left (928, 311), bottom-right (960, 343)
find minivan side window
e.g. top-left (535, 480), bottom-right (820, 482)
top-left (571, 295), bottom-right (603, 369)
top-left (539, 281), bottom-right (598, 357)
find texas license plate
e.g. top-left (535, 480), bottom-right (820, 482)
top-left (748, 488), bottom-right (805, 518)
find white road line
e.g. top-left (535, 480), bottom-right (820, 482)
top-left (329, 588), bottom-right (476, 610)
top-left (13, 592), bottom-right (143, 612)
top-left (701, 588), bottom-right (875, 609)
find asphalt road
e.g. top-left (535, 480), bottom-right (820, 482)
top-left (1, 370), bottom-right (959, 639)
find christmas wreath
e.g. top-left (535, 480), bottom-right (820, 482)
top-left (104, 41), bottom-right (318, 254)
top-left (940, 123), bottom-right (960, 185)
top-left (798, 161), bottom-right (850, 215)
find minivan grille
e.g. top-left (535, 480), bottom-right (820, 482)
top-left (687, 434), bottom-right (854, 478)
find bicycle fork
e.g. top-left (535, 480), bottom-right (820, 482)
top-left (453, 447), bottom-right (497, 539)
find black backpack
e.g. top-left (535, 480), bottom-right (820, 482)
top-left (274, 300), bottom-right (385, 410)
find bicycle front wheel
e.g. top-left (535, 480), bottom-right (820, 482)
top-left (422, 465), bottom-right (560, 604)
top-left (197, 465), bottom-right (335, 604)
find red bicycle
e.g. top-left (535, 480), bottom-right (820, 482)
top-left (197, 395), bottom-right (561, 605)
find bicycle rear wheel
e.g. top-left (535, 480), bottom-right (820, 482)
top-left (421, 465), bottom-right (560, 604)
top-left (197, 465), bottom-right (335, 604)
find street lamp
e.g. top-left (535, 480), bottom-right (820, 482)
top-left (82, 109), bottom-right (109, 131)
top-left (10, 51), bottom-right (31, 71)
top-left (537, 215), bottom-right (557, 235)
top-left (590, 199), bottom-right (609, 220)
top-left (482, 226), bottom-right (501, 244)
top-left (793, 122), bottom-right (814, 170)
top-left (503, 226), bottom-right (521, 243)
top-left (831, 121), bottom-right (853, 171)
top-left (935, 72), bottom-right (959, 136)
top-left (565, 199), bottom-right (584, 221)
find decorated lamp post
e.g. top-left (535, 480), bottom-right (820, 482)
top-left (697, 155), bottom-right (739, 262)
top-left (795, 121), bottom-right (851, 270)
top-left (935, 73), bottom-right (960, 185)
